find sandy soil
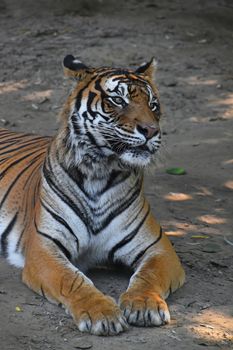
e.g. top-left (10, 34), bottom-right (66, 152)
top-left (0, 0), bottom-right (233, 349)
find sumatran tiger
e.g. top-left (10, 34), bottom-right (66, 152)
top-left (0, 55), bottom-right (185, 335)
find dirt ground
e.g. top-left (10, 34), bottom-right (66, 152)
top-left (0, 0), bottom-right (233, 349)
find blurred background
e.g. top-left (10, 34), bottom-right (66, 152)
top-left (0, 1), bottom-right (233, 349)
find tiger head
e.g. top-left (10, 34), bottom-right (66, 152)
top-left (61, 55), bottom-right (162, 169)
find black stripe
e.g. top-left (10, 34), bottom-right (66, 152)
top-left (0, 133), bottom-right (50, 147)
top-left (71, 113), bottom-right (83, 136)
top-left (85, 130), bottom-right (98, 148)
top-left (0, 130), bottom-right (15, 137)
top-left (125, 199), bottom-right (146, 229)
top-left (0, 148), bottom-right (43, 180)
top-left (59, 160), bottom-right (132, 224)
top-left (0, 140), bottom-right (25, 152)
top-left (43, 159), bottom-right (89, 230)
top-left (95, 175), bottom-right (142, 233)
top-left (15, 171), bottom-right (40, 252)
top-left (116, 127), bottom-right (135, 136)
top-left (58, 159), bottom-right (87, 194)
top-left (23, 157), bottom-right (43, 190)
top-left (83, 114), bottom-right (100, 149)
top-left (131, 227), bottom-right (163, 266)
top-left (100, 70), bottom-right (130, 79)
top-left (15, 227), bottom-right (26, 253)
top-left (108, 205), bottom-right (150, 262)
top-left (67, 275), bottom-right (79, 295)
top-left (68, 273), bottom-right (84, 295)
top-left (0, 156), bottom-right (14, 164)
top-left (60, 159), bottom-right (129, 201)
top-left (40, 200), bottom-right (79, 252)
top-left (35, 222), bottom-right (72, 261)
top-left (0, 134), bottom-right (31, 145)
top-left (0, 134), bottom-right (47, 151)
top-left (94, 183), bottom-right (141, 234)
top-left (40, 285), bottom-right (46, 299)
top-left (75, 76), bottom-right (97, 111)
top-left (94, 79), bottom-right (107, 97)
top-left (96, 69), bottom-right (144, 81)
top-left (0, 152), bottom-right (44, 210)
top-left (86, 91), bottom-right (97, 119)
top-left (33, 177), bottom-right (41, 209)
top-left (0, 137), bottom-right (49, 156)
top-left (86, 90), bottom-right (110, 121)
top-left (0, 131), bottom-right (22, 139)
top-left (1, 213), bottom-right (18, 257)
top-left (56, 156), bottom-right (96, 207)
top-left (103, 170), bottom-right (130, 193)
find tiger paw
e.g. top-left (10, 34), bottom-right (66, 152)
top-left (119, 291), bottom-right (170, 327)
top-left (70, 295), bottom-right (128, 336)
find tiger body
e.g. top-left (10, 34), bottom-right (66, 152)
top-left (0, 56), bottom-right (185, 335)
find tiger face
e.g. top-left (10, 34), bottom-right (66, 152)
top-left (63, 55), bottom-right (162, 168)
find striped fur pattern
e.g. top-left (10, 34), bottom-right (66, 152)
top-left (0, 56), bottom-right (185, 335)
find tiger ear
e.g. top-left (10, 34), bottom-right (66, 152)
top-left (63, 54), bottom-right (91, 80)
top-left (135, 57), bottom-right (157, 81)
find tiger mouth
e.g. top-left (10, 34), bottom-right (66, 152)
top-left (131, 144), bottom-right (150, 152)
top-left (127, 143), bottom-right (157, 154)
top-left (108, 139), bottom-right (157, 156)
top-left (120, 143), bottom-right (155, 156)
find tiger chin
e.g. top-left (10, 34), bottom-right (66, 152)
top-left (0, 55), bottom-right (185, 336)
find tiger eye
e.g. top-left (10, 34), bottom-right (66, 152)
top-left (111, 97), bottom-right (125, 105)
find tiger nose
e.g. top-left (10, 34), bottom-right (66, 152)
top-left (136, 122), bottom-right (160, 139)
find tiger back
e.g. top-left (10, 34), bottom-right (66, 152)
top-left (0, 129), bottom-right (50, 266)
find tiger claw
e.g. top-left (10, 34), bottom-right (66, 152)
top-left (70, 295), bottom-right (128, 335)
top-left (120, 291), bottom-right (170, 327)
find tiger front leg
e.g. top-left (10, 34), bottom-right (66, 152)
top-left (23, 233), bottom-right (128, 335)
top-left (119, 219), bottom-right (185, 327)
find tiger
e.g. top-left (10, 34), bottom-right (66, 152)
top-left (0, 54), bottom-right (185, 336)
